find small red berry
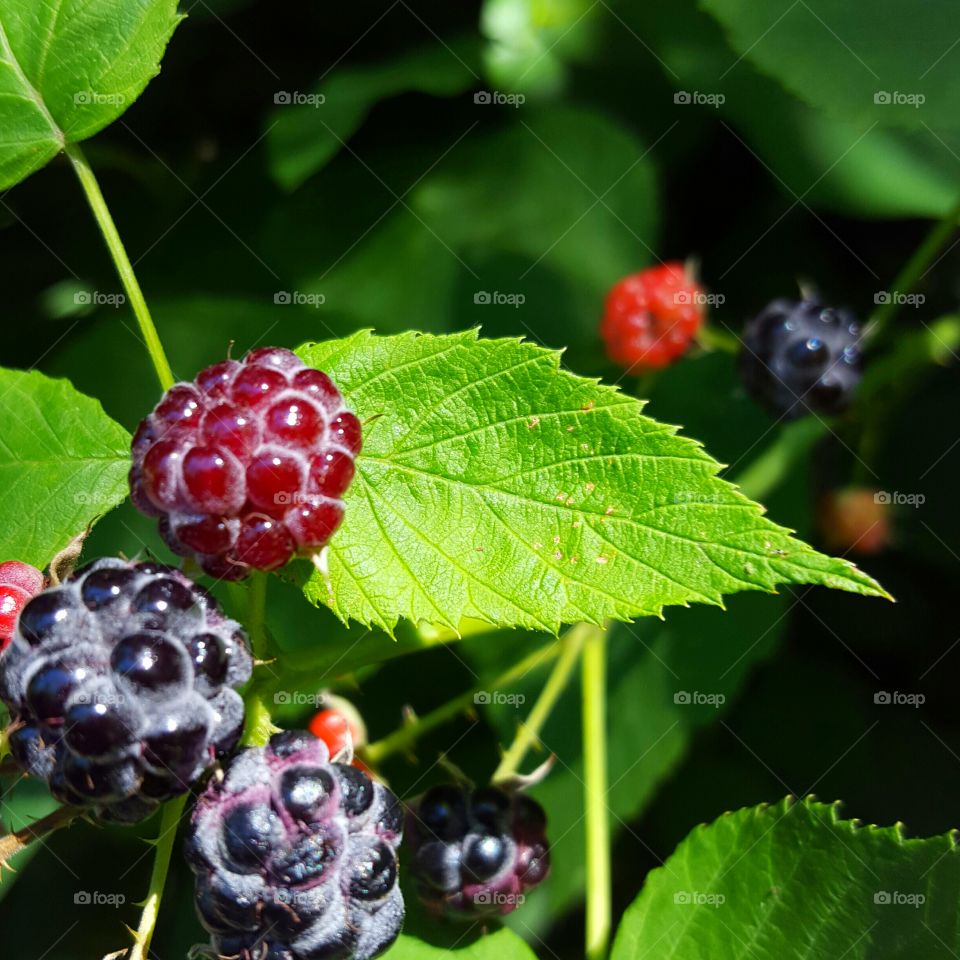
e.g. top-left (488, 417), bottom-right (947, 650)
top-left (600, 261), bottom-right (705, 371)
top-left (308, 702), bottom-right (370, 772)
top-left (0, 561), bottom-right (45, 651)
top-left (818, 488), bottom-right (891, 556)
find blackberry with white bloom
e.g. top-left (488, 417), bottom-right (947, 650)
top-left (406, 783), bottom-right (550, 918)
top-left (185, 730), bottom-right (404, 960)
top-left (0, 558), bottom-right (251, 823)
top-left (739, 298), bottom-right (863, 418)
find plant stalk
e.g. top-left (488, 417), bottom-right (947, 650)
top-left (491, 622), bottom-right (592, 785)
top-left (128, 795), bottom-right (187, 960)
top-left (364, 640), bottom-right (563, 766)
top-left (867, 191), bottom-right (960, 343)
top-left (0, 804), bottom-right (82, 868)
top-left (64, 142), bottom-right (175, 390)
top-left (583, 624), bottom-right (610, 960)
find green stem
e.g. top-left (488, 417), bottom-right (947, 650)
top-left (697, 323), bottom-right (740, 354)
top-left (128, 795), bottom-right (187, 960)
top-left (491, 622), bottom-right (591, 785)
top-left (64, 142), bottom-right (175, 391)
top-left (364, 640), bottom-right (563, 766)
top-left (867, 191), bottom-right (960, 344)
top-left (583, 625), bottom-right (610, 960)
top-left (246, 571), bottom-right (269, 661)
top-left (241, 572), bottom-right (278, 747)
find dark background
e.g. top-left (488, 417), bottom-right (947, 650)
top-left (1, 1), bottom-right (958, 957)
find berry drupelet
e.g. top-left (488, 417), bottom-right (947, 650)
top-left (0, 558), bottom-right (251, 822)
top-left (185, 730), bottom-right (404, 960)
top-left (129, 347), bottom-right (361, 580)
top-left (0, 560), bottom-right (44, 651)
top-left (406, 783), bottom-right (550, 919)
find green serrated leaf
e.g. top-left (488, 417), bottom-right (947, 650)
top-left (700, 0), bottom-right (960, 136)
top-left (382, 928), bottom-right (538, 960)
top-left (0, 0), bottom-right (182, 190)
top-left (297, 331), bottom-right (887, 633)
top-left (611, 796), bottom-right (960, 959)
top-left (0, 368), bottom-right (131, 568)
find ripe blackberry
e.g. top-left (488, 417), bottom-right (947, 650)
top-left (739, 298), bottom-right (863, 418)
top-left (406, 783), bottom-right (550, 918)
top-left (185, 730), bottom-right (404, 960)
top-left (0, 561), bottom-right (44, 652)
top-left (130, 347), bottom-right (361, 580)
top-left (0, 558), bottom-right (251, 822)
top-left (600, 262), bottom-right (705, 371)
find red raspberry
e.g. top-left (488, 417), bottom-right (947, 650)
top-left (600, 261), bottom-right (705, 371)
top-left (130, 348), bottom-right (361, 581)
top-left (0, 561), bottom-right (44, 651)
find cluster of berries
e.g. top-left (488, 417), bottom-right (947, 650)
top-left (600, 264), bottom-right (864, 417)
top-left (0, 348), bottom-right (551, 958)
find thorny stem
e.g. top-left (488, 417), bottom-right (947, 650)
top-left (0, 804), bottom-right (82, 868)
top-left (127, 795), bottom-right (188, 960)
top-left (491, 622), bottom-right (592, 785)
top-left (582, 624), bottom-right (610, 960)
top-left (364, 640), bottom-right (564, 766)
top-left (65, 142), bottom-right (175, 391)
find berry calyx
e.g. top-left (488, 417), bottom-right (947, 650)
top-left (185, 730), bottom-right (404, 960)
top-left (739, 298), bottom-right (863, 418)
top-left (0, 561), bottom-right (44, 652)
top-left (406, 783), bottom-right (550, 918)
top-left (0, 558), bottom-right (252, 822)
top-left (129, 347), bottom-right (360, 580)
top-left (600, 262), bottom-right (705, 371)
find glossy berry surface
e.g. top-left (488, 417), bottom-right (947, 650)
top-left (130, 347), bottom-right (360, 580)
top-left (600, 262), bottom-right (704, 371)
top-left (185, 730), bottom-right (404, 960)
top-left (406, 783), bottom-right (550, 918)
top-left (739, 298), bottom-right (863, 418)
top-left (0, 561), bottom-right (44, 652)
top-left (0, 558), bottom-right (251, 822)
